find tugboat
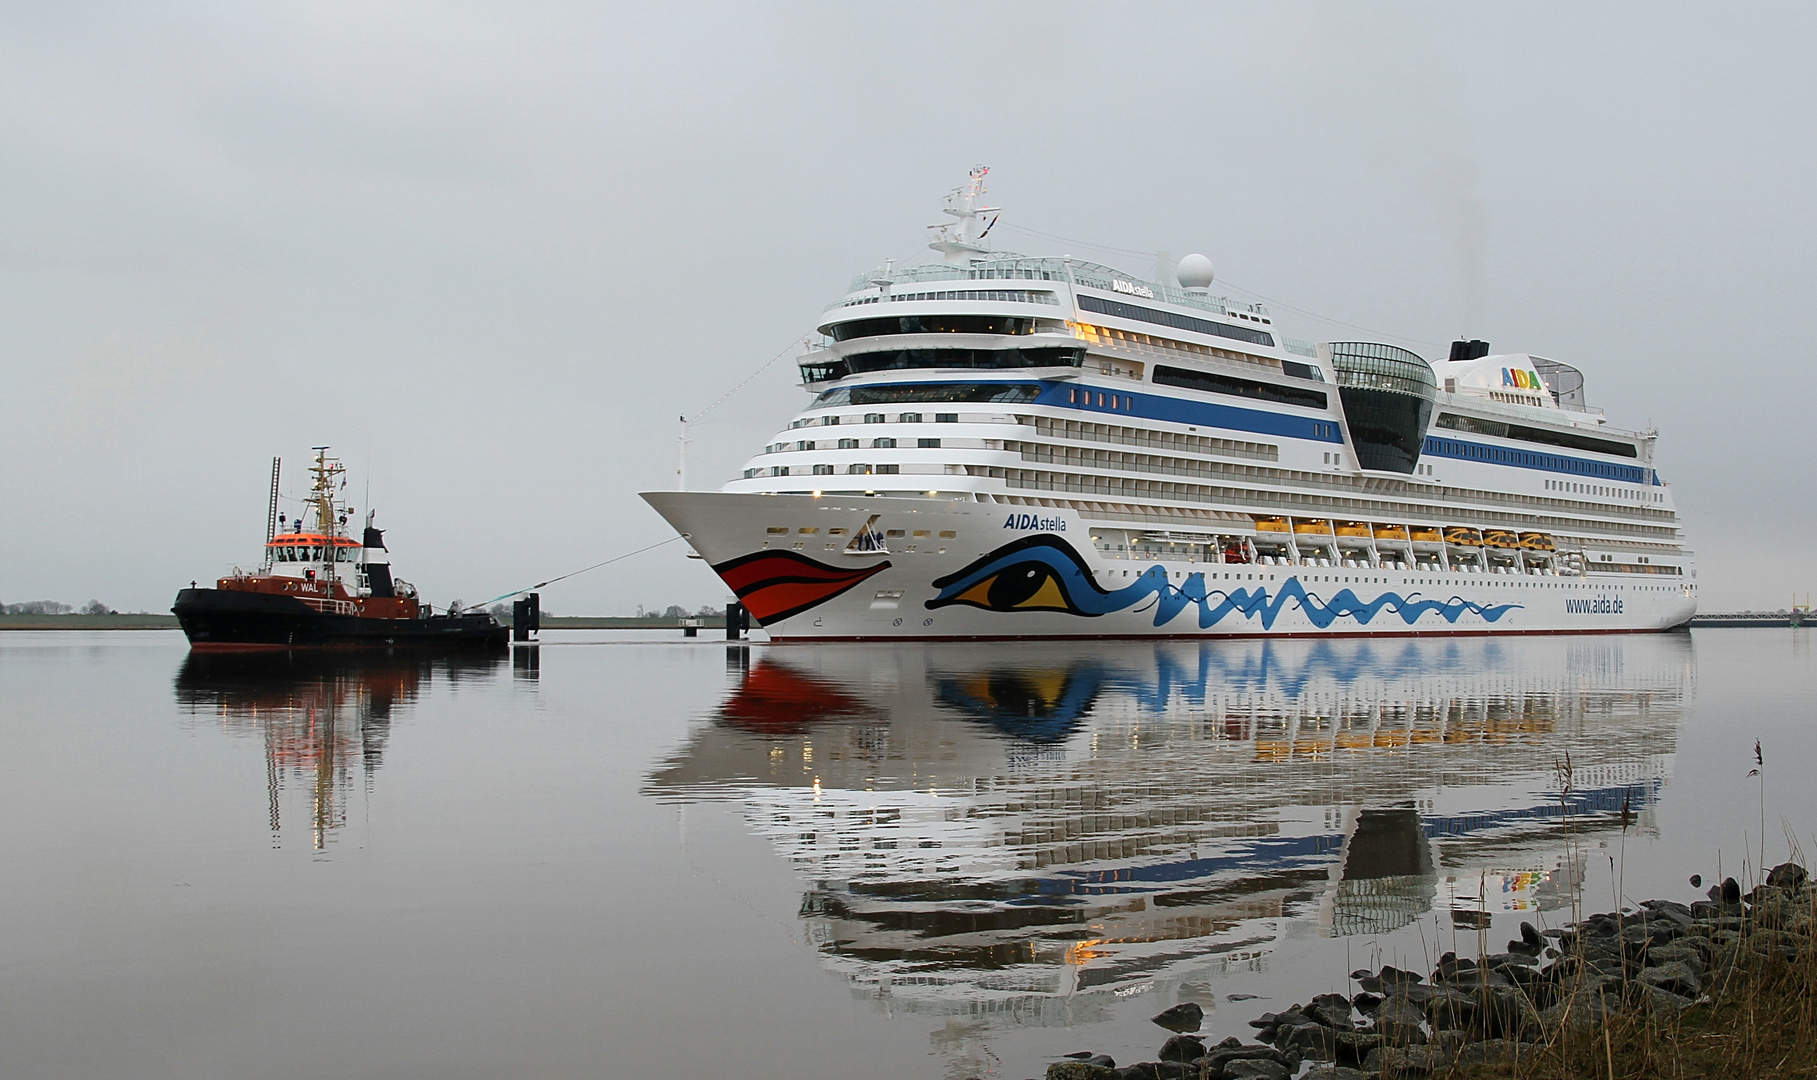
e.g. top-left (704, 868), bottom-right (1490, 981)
top-left (173, 449), bottom-right (507, 649)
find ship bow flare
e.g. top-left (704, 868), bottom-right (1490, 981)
top-left (713, 551), bottom-right (891, 624)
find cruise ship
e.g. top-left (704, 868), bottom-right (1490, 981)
top-left (644, 169), bottom-right (1696, 639)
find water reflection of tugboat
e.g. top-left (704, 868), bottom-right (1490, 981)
top-left (176, 650), bottom-right (504, 847)
top-left (647, 636), bottom-right (1691, 1056)
top-left (172, 448), bottom-right (506, 649)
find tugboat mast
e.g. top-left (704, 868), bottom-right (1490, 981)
top-left (307, 447), bottom-right (347, 590)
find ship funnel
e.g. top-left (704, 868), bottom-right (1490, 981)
top-left (1447, 339), bottom-right (1491, 362)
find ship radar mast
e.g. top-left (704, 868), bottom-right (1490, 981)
top-left (306, 447), bottom-right (349, 586)
top-left (928, 165), bottom-right (999, 265)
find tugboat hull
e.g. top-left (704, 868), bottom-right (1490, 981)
top-left (173, 588), bottom-right (507, 650)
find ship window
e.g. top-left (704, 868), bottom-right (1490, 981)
top-left (935, 413), bottom-right (958, 423)
top-left (939, 530), bottom-right (957, 538)
top-left (864, 412), bottom-right (885, 423)
top-left (823, 314), bottom-right (1041, 342)
top-left (873, 438), bottom-right (895, 448)
top-left (1076, 293), bottom-right (1275, 347)
top-left (900, 413), bottom-right (922, 423)
top-left (847, 464), bottom-right (870, 474)
top-left (1153, 365), bottom-right (1329, 410)
top-left (766, 527), bottom-right (788, 534)
top-left (885, 529), bottom-right (906, 537)
top-left (812, 464), bottom-right (834, 475)
top-left (918, 438), bottom-right (941, 448)
top-left (813, 383), bottom-right (1042, 408)
top-left (876, 464), bottom-right (899, 474)
top-left (799, 347), bottom-right (1084, 383)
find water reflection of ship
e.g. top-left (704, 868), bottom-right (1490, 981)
top-left (648, 637), bottom-right (1691, 1050)
top-left (176, 651), bottom-right (504, 848)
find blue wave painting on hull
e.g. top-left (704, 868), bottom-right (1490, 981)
top-left (926, 534), bottom-right (1522, 629)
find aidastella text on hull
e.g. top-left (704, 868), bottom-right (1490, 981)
top-left (644, 168), bottom-right (1695, 640)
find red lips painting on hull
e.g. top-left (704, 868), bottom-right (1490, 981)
top-left (710, 551), bottom-right (892, 625)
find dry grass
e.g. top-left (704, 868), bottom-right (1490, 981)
top-left (1440, 886), bottom-right (1817, 1080)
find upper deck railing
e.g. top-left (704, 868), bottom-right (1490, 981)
top-left (845, 255), bottom-right (1263, 319)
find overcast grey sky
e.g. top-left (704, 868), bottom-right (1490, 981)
top-left (4, 2), bottom-right (1812, 614)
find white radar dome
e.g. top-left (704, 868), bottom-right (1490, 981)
top-left (1176, 253), bottom-right (1215, 291)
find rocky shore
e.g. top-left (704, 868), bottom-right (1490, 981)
top-left (1046, 863), bottom-right (1814, 1080)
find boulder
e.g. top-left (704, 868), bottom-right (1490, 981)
top-left (1047, 1064), bottom-right (1116, 1080)
top-left (1471, 985), bottom-right (1543, 1041)
top-left (1454, 1039), bottom-right (1523, 1067)
top-left (1721, 877), bottom-right (1742, 905)
top-left (1114, 1065), bottom-right (1157, 1080)
top-left (1199, 1044), bottom-right (1293, 1076)
top-left (1351, 992), bottom-right (1382, 1016)
top-left (1370, 995), bottom-right (1428, 1044)
top-left (1305, 993), bottom-right (1355, 1031)
top-left (1330, 1031), bottom-right (1381, 1066)
top-left (1418, 985), bottom-right (1477, 1030)
top-left (1637, 984), bottom-right (1698, 1015)
top-left (1157, 1035), bottom-right (1204, 1063)
top-left (1222, 1061), bottom-right (1289, 1080)
top-left (1301, 1069), bottom-right (1368, 1080)
top-left (1768, 862), bottom-right (1808, 890)
top-left (1150, 1002), bottom-right (1203, 1032)
top-left (1639, 959), bottom-right (1703, 998)
top-left (1273, 1022), bottom-right (1336, 1060)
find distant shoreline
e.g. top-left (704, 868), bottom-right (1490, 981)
top-left (0, 614), bottom-right (727, 631)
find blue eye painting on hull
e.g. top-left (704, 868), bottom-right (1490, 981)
top-left (926, 535), bottom-right (1523, 630)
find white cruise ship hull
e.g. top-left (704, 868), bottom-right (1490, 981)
top-left (645, 492), bottom-right (1695, 641)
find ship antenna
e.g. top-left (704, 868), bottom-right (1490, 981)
top-left (262, 456), bottom-right (281, 572)
top-left (927, 164), bottom-right (999, 266)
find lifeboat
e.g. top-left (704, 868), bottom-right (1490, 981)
top-left (172, 449), bottom-right (507, 650)
top-left (1483, 529), bottom-right (1521, 549)
top-left (1409, 526), bottom-right (1444, 544)
top-left (1519, 531), bottom-right (1556, 552)
top-left (1444, 526), bottom-right (1484, 547)
top-left (1293, 518), bottom-right (1335, 536)
top-left (1253, 515), bottom-right (1290, 534)
top-left (1372, 524), bottom-right (1411, 541)
top-left (1335, 521), bottom-right (1373, 539)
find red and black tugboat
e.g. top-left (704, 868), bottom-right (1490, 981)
top-left (174, 449), bottom-right (507, 649)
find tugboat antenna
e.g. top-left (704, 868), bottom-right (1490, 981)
top-left (262, 456), bottom-right (281, 572)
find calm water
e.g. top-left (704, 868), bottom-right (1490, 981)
top-left (3, 629), bottom-right (1814, 1079)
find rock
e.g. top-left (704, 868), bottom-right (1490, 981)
top-left (1520, 920), bottom-right (1543, 949)
top-left (1472, 985), bottom-right (1543, 1041)
top-left (1301, 1069), bottom-right (1367, 1080)
top-left (1455, 1039), bottom-right (1523, 1067)
top-left (1690, 873), bottom-right (1703, 888)
top-left (1226, 993), bottom-right (1259, 1001)
top-left (1644, 942), bottom-right (1707, 975)
top-left (1637, 984), bottom-right (1698, 1014)
top-left (1721, 877), bottom-right (1742, 904)
top-left (1222, 1061), bottom-right (1289, 1080)
top-left (1768, 862), bottom-right (1808, 890)
top-left (1157, 1035), bottom-right (1204, 1063)
top-left (1351, 992), bottom-right (1382, 1015)
top-left (1273, 1022), bottom-right (1336, 1060)
top-left (1047, 1064), bottom-right (1116, 1080)
top-left (1484, 951), bottom-right (1539, 968)
top-left (1370, 995), bottom-right (1428, 1044)
top-left (1114, 1067), bottom-right (1155, 1080)
top-left (1361, 1045), bottom-right (1440, 1076)
top-left (1085, 1056), bottom-right (1117, 1069)
top-left (1330, 1032), bottom-right (1382, 1065)
top-left (1150, 1003), bottom-right (1203, 1032)
top-left (1418, 985), bottom-right (1477, 1030)
top-left (1152, 1066), bottom-right (1194, 1080)
top-left (1306, 993), bottom-right (1355, 1031)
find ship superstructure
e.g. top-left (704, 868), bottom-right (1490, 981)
top-left (645, 169), bottom-right (1695, 638)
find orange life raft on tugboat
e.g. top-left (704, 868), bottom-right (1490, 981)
top-left (172, 449), bottom-right (506, 649)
